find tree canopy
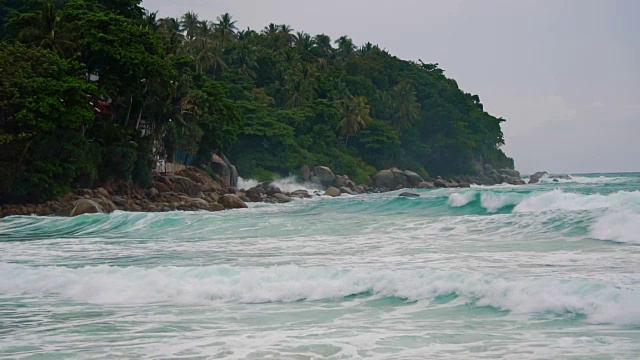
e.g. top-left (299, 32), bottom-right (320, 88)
top-left (0, 0), bottom-right (514, 202)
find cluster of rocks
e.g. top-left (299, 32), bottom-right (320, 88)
top-left (1, 161), bottom-right (536, 218)
top-left (527, 171), bottom-right (572, 184)
top-left (454, 164), bottom-right (526, 186)
top-left (370, 168), bottom-right (471, 191)
top-left (0, 167), bottom-right (248, 218)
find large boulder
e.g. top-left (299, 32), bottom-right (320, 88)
top-left (246, 185), bottom-right (266, 202)
top-left (340, 186), bottom-right (357, 195)
top-left (314, 166), bottom-right (336, 187)
top-left (373, 168), bottom-right (410, 189)
top-left (301, 165), bottom-right (312, 181)
top-left (168, 175), bottom-right (202, 197)
top-left (498, 168), bottom-right (521, 178)
top-left (270, 193), bottom-right (292, 203)
top-left (334, 175), bottom-right (350, 188)
top-left (70, 199), bottom-right (104, 217)
top-left (434, 178), bottom-right (450, 188)
top-left (372, 169), bottom-right (395, 189)
top-left (290, 190), bottom-right (311, 198)
top-left (528, 171), bottom-right (548, 184)
top-left (418, 181), bottom-right (435, 189)
top-left (325, 186), bottom-right (341, 197)
top-left (218, 194), bottom-right (248, 209)
top-left (404, 170), bottom-right (424, 187)
top-left (208, 153), bottom-right (238, 188)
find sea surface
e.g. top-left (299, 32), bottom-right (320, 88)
top-left (1, 173), bottom-right (639, 359)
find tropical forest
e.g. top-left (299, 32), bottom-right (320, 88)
top-left (0, 0), bottom-right (514, 203)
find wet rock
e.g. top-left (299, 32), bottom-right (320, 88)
top-left (95, 187), bottom-right (109, 198)
top-left (325, 187), bottom-right (341, 197)
top-left (290, 190), bottom-right (311, 198)
top-left (271, 193), bottom-right (292, 203)
top-left (418, 181), bottom-right (435, 189)
top-left (434, 178), bottom-right (450, 188)
top-left (334, 175), bottom-right (349, 188)
top-left (403, 171), bottom-right (424, 187)
top-left (340, 186), bottom-right (357, 195)
top-left (169, 175), bottom-right (202, 197)
top-left (111, 196), bottom-right (126, 206)
top-left (528, 171), bottom-right (548, 184)
top-left (314, 166), bottom-right (336, 186)
top-left (218, 194), bottom-right (248, 209)
top-left (398, 192), bottom-right (420, 197)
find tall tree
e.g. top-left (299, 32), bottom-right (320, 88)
top-left (338, 96), bottom-right (372, 145)
top-left (392, 81), bottom-right (421, 131)
top-left (215, 12), bottom-right (237, 44)
top-left (17, 2), bottom-right (75, 58)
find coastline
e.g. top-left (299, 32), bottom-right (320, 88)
top-left (0, 164), bottom-right (529, 218)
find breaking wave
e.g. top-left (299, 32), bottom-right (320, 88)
top-left (1, 263), bottom-right (637, 325)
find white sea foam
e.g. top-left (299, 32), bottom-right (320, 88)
top-left (237, 177), bottom-right (259, 190)
top-left (1, 263), bottom-right (638, 325)
top-left (589, 210), bottom-right (640, 244)
top-left (538, 175), bottom-right (627, 184)
top-left (447, 192), bottom-right (476, 207)
top-left (237, 176), bottom-right (322, 193)
top-left (514, 190), bottom-right (640, 213)
top-left (480, 192), bottom-right (523, 212)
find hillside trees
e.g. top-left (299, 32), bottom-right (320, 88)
top-left (0, 1), bottom-right (514, 202)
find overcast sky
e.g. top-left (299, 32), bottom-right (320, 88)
top-left (142, 0), bottom-right (639, 174)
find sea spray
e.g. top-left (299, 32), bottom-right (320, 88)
top-left (238, 176), bottom-right (323, 193)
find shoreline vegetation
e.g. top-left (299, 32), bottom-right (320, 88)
top-left (2, 1), bottom-right (517, 214)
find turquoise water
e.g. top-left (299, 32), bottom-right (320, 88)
top-left (1, 173), bottom-right (639, 359)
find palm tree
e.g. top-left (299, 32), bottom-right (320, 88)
top-left (19, 2), bottom-right (76, 58)
top-left (143, 10), bottom-right (160, 32)
top-left (215, 12), bottom-right (237, 44)
top-left (180, 11), bottom-right (200, 41)
top-left (278, 24), bottom-right (295, 46)
top-left (283, 64), bottom-right (316, 108)
top-left (313, 34), bottom-right (333, 58)
top-left (335, 35), bottom-right (356, 59)
top-left (392, 81), bottom-right (421, 130)
top-left (294, 31), bottom-right (316, 60)
top-left (231, 40), bottom-right (258, 78)
top-left (158, 17), bottom-right (184, 55)
top-left (338, 96), bottom-right (372, 145)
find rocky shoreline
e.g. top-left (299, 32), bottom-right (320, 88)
top-left (0, 164), bottom-right (534, 218)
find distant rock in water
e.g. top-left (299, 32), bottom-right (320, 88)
top-left (549, 174), bottom-right (572, 180)
top-left (528, 171), bottom-right (548, 184)
top-left (398, 192), bottom-right (420, 197)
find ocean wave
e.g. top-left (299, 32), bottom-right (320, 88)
top-left (447, 190), bottom-right (526, 213)
top-left (514, 190), bottom-right (640, 213)
top-left (589, 210), bottom-right (640, 244)
top-left (538, 175), bottom-right (628, 184)
top-left (1, 263), bottom-right (638, 325)
top-left (447, 192), bottom-right (476, 207)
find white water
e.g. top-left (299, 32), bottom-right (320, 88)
top-left (1, 173), bottom-right (639, 359)
top-left (238, 176), bottom-right (323, 193)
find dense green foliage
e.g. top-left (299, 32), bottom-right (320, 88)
top-left (0, 0), bottom-right (513, 202)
